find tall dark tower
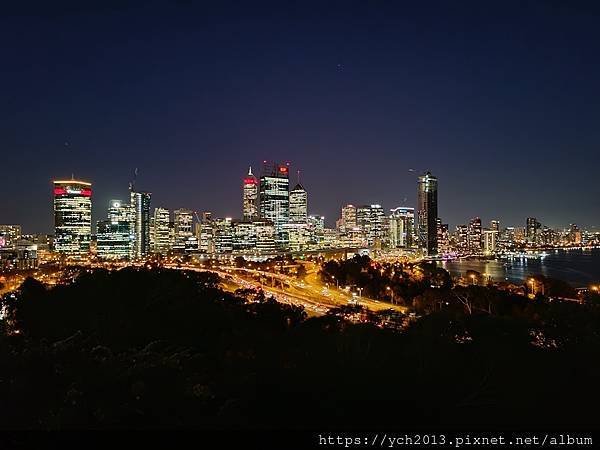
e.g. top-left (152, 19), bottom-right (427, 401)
top-left (417, 171), bottom-right (438, 256)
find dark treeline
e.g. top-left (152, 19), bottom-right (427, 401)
top-left (1, 267), bottom-right (600, 430)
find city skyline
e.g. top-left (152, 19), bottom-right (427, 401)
top-left (2, 166), bottom-right (598, 237)
top-left (2, 1), bottom-right (600, 233)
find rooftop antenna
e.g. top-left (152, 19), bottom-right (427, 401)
top-left (248, 166), bottom-right (253, 176)
top-left (297, 169), bottom-right (301, 185)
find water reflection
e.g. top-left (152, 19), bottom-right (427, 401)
top-left (438, 248), bottom-right (600, 286)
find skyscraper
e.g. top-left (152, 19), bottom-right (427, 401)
top-left (526, 217), bottom-right (541, 245)
top-left (259, 161), bottom-right (290, 248)
top-left (467, 217), bottom-right (483, 253)
top-left (152, 207), bottom-right (171, 255)
top-left (388, 207), bottom-right (414, 248)
top-left (53, 179), bottom-right (92, 256)
top-left (289, 182), bottom-right (308, 223)
top-left (96, 199), bottom-right (133, 260)
top-left (130, 190), bottom-right (151, 258)
top-left (483, 229), bottom-right (498, 255)
top-left (242, 167), bottom-right (259, 221)
top-left (173, 208), bottom-right (196, 252)
top-left (356, 204), bottom-right (385, 247)
top-left (337, 204), bottom-right (357, 232)
top-left (416, 171), bottom-right (438, 256)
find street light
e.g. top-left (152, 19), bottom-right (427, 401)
top-left (470, 274), bottom-right (476, 285)
top-left (386, 286), bottom-right (394, 304)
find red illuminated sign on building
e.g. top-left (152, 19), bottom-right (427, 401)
top-left (244, 178), bottom-right (258, 185)
top-left (279, 166), bottom-right (288, 173)
top-left (53, 187), bottom-right (92, 196)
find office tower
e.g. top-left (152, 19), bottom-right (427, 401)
top-left (289, 181), bottom-right (308, 223)
top-left (254, 220), bottom-right (276, 255)
top-left (242, 167), bottom-right (259, 221)
top-left (356, 204), bottom-right (385, 247)
top-left (214, 218), bottom-right (233, 254)
top-left (338, 204), bottom-right (357, 231)
top-left (152, 208), bottom-right (171, 255)
top-left (130, 190), bottom-right (151, 258)
top-left (490, 220), bottom-right (500, 232)
top-left (259, 161), bottom-right (290, 248)
top-left (173, 208), bottom-right (194, 252)
top-left (198, 213), bottom-right (215, 254)
top-left (0, 225), bottom-right (22, 248)
top-left (388, 207), bottom-right (415, 248)
top-left (456, 224), bottom-right (469, 253)
top-left (569, 223), bottom-right (582, 245)
top-left (53, 179), bottom-right (92, 256)
top-left (483, 229), bottom-right (498, 255)
top-left (416, 171), bottom-right (438, 256)
top-left (467, 217), bottom-right (483, 253)
top-left (96, 199), bottom-right (133, 259)
top-left (233, 221), bottom-right (257, 253)
top-left (97, 221), bottom-right (131, 259)
top-left (436, 219), bottom-right (449, 254)
top-left (526, 217), bottom-right (541, 245)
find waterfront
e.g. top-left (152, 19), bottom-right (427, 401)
top-left (439, 248), bottom-right (600, 287)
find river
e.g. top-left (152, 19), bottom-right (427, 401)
top-left (437, 248), bottom-right (600, 287)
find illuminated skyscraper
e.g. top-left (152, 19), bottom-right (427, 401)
top-left (337, 204), bottom-right (357, 232)
top-left (130, 190), bottom-right (151, 258)
top-left (259, 162), bottom-right (290, 248)
top-left (289, 182), bottom-right (308, 223)
top-left (97, 199), bottom-right (133, 260)
top-left (152, 207), bottom-right (171, 255)
top-left (483, 229), bottom-right (498, 255)
top-left (173, 208), bottom-right (196, 252)
top-left (416, 172), bottom-right (438, 255)
top-left (467, 217), bottom-right (483, 253)
top-left (53, 179), bottom-right (92, 256)
top-left (357, 204), bottom-right (385, 247)
top-left (388, 207), bottom-right (414, 248)
top-left (242, 167), bottom-right (259, 221)
top-left (526, 217), bottom-right (541, 245)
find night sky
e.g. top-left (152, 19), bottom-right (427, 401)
top-left (2, 1), bottom-right (600, 233)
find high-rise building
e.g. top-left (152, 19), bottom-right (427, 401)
top-left (259, 162), bottom-right (290, 248)
top-left (569, 223), bottom-right (582, 245)
top-left (242, 167), bottom-right (259, 221)
top-left (467, 217), bottom-right (483, 254)
top-left (436, 219), bottom-right (450, 254)
top-left (198, 219), bottom-right (215, 254)
top-left (152, 208), bottom-right (171, 255)
top-left (214, 218), bottom-right (234, 254)
top-left (356, 204), bottom-right (385, 247)
top-left (388, 207), bottom-right (415, 248)
top-left (483, 229), bottom-right (498, 255)
top-left (173, 208), bottom-right (194, 252)
top-left (0, 225), bottom-right (22, 249)
top-left (526, 217), bottom-right (541, 245)
top-left (130, 190), bottom-right (151, 258)
top-left (53, 179), bottom-right (92, 256)
top-left (96, 199), bottom-right (133, 260)
top-left (289, 182), bottom-right (308, 223)
top-left (490, 220), bottom-right (500, 232)
top-left (337, 204), bottom-right (357, 232)
top-left (456, 224), bottom-right (469, 253)
top-left (416, 172), bottom-right (438, 256)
